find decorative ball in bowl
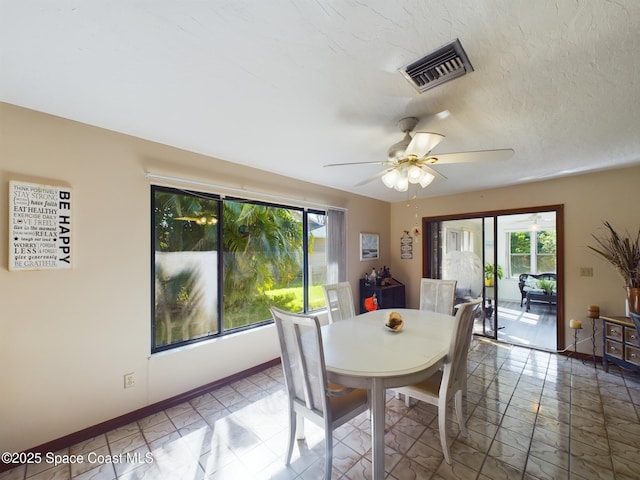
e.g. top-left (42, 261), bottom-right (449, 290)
top-left (385, 311), bottom-right (404, 332)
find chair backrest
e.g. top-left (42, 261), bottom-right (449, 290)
top-left (322, 282), bottom-right (356, 323)
top-left (419, 278), bottom-right (458, 315)
top-left (271, 307), bottom-right (328, 417)
top-left (441, 299), bottom-right (481, 396)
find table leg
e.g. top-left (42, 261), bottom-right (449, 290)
top-left (370, 378), bottom-right (385, 479)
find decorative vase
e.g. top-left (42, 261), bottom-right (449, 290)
top-left (627, 287), bottom-right (640, 315)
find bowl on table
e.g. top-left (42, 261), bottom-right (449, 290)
top-left (384, 311), bottom-right (404, 332)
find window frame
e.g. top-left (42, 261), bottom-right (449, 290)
top-left (506, 228), bottom-right (557, 277)
top-left (151, 185), bottom-right (327, 353)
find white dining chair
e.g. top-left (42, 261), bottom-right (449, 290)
top-left (419, 278), bottom-right (458, 315)
top-left (270, 307), bottom-right (369, 479)
top-left (393, 299), bottom-right (481, 464)
top-left (322, 282), bottom-right (356, 323)
top-left (393, 278), bottom-right (459, 401)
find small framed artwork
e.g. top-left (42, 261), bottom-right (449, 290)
top-left (360, 233), bottom-right (379, 261)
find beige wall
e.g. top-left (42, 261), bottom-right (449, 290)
top-left (0, 103), bottom-right (390, 452)
top-left (389, 165), bottom-right (640, 354)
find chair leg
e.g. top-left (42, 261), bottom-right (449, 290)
top-left (296, 413), bottom-right (305, 439)
top-left (438, 396), bottom-right (451, 464)
top-left (285, 408), bottom-right (296, 465)
top-left (454, 390), bottom-right (468, 437)
top-left (324, 429), bottom-right (333, 480)
top-left (462, 365), bottom-right (468, 398)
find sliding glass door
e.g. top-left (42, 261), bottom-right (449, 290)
top-left (423, 206), bottom-right (563, 351)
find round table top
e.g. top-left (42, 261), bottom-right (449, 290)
top-left (321, 308), bottom-right (455, 379)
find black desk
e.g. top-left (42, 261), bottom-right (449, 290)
top-left (359, 278), bottom-right (405, 313)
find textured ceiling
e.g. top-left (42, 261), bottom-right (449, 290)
top-left (2, 1), bottom-right (639, 202)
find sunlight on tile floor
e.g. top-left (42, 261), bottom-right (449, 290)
top-left (2, 338), bottom-right (639, 480)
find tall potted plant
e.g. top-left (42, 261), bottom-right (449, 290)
top-left (484, 263), bottom-right (503, 287)
top-left (588, 221), bottom-right (640, 314)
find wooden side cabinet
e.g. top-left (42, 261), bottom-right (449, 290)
top-left (602, 315), bottom-right (640, 373)
top-left (359, 278), bottom-right (406, 314)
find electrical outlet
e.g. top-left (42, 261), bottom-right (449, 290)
top-left (124, 373), bottom-right (135, 389)
top-left (580, 267), bottom-right (593, 277)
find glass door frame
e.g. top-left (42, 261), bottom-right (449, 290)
top-left (422, 204), bottom-right (565, 351)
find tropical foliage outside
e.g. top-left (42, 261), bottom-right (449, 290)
top-left (509, 229), bottom-right (556, 275)
top-left (153, 186), bottom-right (327, 351)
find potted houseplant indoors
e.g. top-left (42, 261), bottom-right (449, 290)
top-left (484, 263), bottom-right (503, 287)
top-left (588, 221), bottom-right (640, 314)
top-left (538, 278), bottom-right (556, 296)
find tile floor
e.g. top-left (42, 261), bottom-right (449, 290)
top-left (474, 300), bottom-right (558, 352)
top-left (2, 338), bottom-right (640, 480)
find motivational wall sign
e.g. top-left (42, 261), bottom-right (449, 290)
top-left (9, 180), bottom-right (73, 271)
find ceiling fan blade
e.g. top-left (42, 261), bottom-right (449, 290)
top-left (425, 148), bottom-right (514, 164)
top-left (324, 160), bottom-right (394, 167)
top-left (405, 132), bottom-right (445, 157)
top-left (354, 169), bottom-right (389, 187)
top-left (421, 165), bottom-right (447, 181)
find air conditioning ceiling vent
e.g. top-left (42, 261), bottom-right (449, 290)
top-left (400, 38), bottom-right (474, 93)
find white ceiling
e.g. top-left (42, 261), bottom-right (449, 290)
top-left (2, 1), bottom-right (639, 202)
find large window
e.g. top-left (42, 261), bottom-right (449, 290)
top-left (152, 185), bottom-right (328, 352)
top-left (508, 229), bottom-right (556, 276)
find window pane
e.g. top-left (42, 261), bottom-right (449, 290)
top-left (510, 254), bottom-right (531, 275)
top-left (308, 212), bottom-right (327, 310)
top-left (537, 230), bottom-right (556, 254)
top-left (222, 201), bottom-right (304, 328)
top-left (537, 255), bottom-right (556, 272)
top-left (509, 231), bottom-right (531, 276)
top-left (536, 230), bottom-right (556, 272)
top-left (153, 188), bottom-right (219, 350)
top-left (510, 231), bottom-right (530, 253)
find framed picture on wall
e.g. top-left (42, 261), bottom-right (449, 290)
top-left (360, 233), bottom-right (379, 260)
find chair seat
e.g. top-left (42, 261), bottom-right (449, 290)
top-left (329, 388), bottom-right (369, 420)
top-left (400, 370), bottom-right (443, 399)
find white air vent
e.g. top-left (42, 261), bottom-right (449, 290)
top-left (400, 39), bottom-right (474, 93)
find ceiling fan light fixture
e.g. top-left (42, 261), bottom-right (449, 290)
top-left (419, 171), bottom-right (435, 188)
top-left (407, 164), bottom-right (423, 183)
top-left (394, 175), bottom-right (409, 192)
top-left (381, 169), bottom-right (399, 188)
top-left (381, 162), bottom-right (435, 191)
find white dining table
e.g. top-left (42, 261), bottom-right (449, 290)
top-left (321, 308), bottom-right (455, 480)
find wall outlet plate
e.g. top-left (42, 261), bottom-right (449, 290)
top-left (124, 373), bottom-right (135, 388)
top-left (580, 267), bottom-right (593, 277)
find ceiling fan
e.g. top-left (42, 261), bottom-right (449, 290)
top-left (515, 213), bottom-right (555, 231)
top-left (324, 116), bottom-right (514, 192)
